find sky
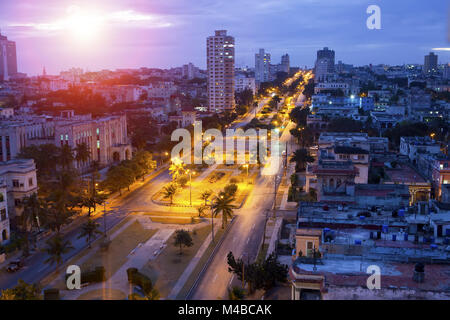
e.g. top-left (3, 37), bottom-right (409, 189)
top-left (0, 0), bottom-right (449, 75)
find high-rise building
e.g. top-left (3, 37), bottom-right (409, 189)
top-left (423, 52), bottom-right (438, 74)
top-left (444, 63), bottom-right (450, 80)
top-left (255, 48), bottom-right (271, 83)
top-left (182, 62), bottom-right (199, 80)
top-left (314, 47), bottom-right (335, 82)
top-left (0, 31), bottom-right (18, 81)
top-left (280, 54), bottom-right (290, 74)
top-left (207, 30), bottom-right (235, 113)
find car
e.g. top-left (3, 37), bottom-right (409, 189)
top-left (6, 259), bottom-right (24, 273)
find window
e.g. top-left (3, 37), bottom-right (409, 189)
top-left (29, 178), bottom-right (33, 187)
top-left (0, 209), bottom-right (6, 221)
top-left (15, 199), bottom-right (21, 207)
top-left (12, 180), bottom-right (19, 188)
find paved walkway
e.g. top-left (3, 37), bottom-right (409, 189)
top-left (167, 223), bottom-right (217, 299)
top-left (57, 214), bottom-right (214, 300)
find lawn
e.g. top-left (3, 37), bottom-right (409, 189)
top-left (175, 227), bottom-right (225, 299)
top-left (150, 216), bottom-right (201, 224)
top-left (140, 225), bottom-right (212, 298)
top-left (76, 288), bottom-right (127, 300)
top-left (80, 220), bottom-right (157, 280)
top-left (153, 169), bottom-right (255, 209)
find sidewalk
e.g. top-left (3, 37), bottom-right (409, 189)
top-left (167, 223), bottom-right (217, 299)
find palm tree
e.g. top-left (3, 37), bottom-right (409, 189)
top-left (74, 142), bottom-right (90, 168)
top-left (169, 159), bottom-right (186, 182)
top-left (162, 184), bottom-right (178, 205)
top-left (43, 235), bottom-right (74, 270)
top-left (200, 190), bottom-right (212, 206)
top-left (59, 144), bottom-right (74, 169)
top-left (19, 194), bottom-right (45, 255)
top-left (78, 219), bottom-right (102, 248)
top-left (212, 192), bottom-right (236, 229)
top-left (290, 148), bottom-right (314, 172)
top-left (197, 205), bottom-right (207, 217)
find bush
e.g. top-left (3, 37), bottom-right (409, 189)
top-left (230, 177), bottom-right (239, 184)
top-left (127, 268), bottom-right (152, 295)
top-left (81, 266), bottom-right (106, 284)
top-left (178, 176), bottom-right (188, 187)
top-left (65, 266), bottom-right (106, 285)
top-left (43, 288), bottom-right (60, 300)
top-left (224, 183), bottom-right (238, 196)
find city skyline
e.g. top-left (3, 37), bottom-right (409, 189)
top-left (0, 0), bottom-right (449, 75)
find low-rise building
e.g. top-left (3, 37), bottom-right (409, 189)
top-left (0, 184), bottom-right (9, 245)
top-left (0, 159), bottom-right (37, 221)
top-left (400, 136), bottom-right (441, 164)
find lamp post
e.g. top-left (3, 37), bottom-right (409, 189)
top-left (103, 201), bottom-right (109, 237)
top-left (187, 170), bottom-right (195, 206)
top-left (206, 199), bottom-right (214, 243)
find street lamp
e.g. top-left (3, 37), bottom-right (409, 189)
top-left (103, 201), bottom-right (109, 237)
top-left (243, 164), bottom-right (249, 177)
top-left (206, 199), bottom-right (214, 243)
top-left (187, 170), bottom-right (196, 206)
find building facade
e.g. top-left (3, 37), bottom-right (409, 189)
top-left (255, 48), bottom-right (271, 83)
top-left (207, 30), bottom-right (235, 113)
top-left (0, 184), bottom-right (9, 245)
top-left (0, 159), bottom-right (37, 221)
top-left (423, 52), bottom-right (438, 74)
top-left (0, 32), bottom-right (18, 81)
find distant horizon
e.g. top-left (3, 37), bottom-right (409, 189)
top-left (1, 0), bottom-right (449, 76)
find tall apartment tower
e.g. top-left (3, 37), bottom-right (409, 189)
top-left (280, 54), bottom-right (290, 74)
top-left (423, 52), bottom-right (438, 74)
top-left (314, 47), bottom-right (335, 82)
top-left (255, 48), bottom-right (271, 83)
top-left (207, 30), bottom-right (235, 113)
top-left (0, 31), bottom-right (18, 81)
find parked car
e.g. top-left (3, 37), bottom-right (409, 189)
top-left (6, 259), bottom-right (24, 273)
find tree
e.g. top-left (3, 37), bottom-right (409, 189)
top-left (223, 183), bottom-right (238, 197)
top-left (128, 288), bottom-right (160, 300)
top-left (18, 144), bottom-right (60, 177)
top-left (290, 148), bottom-right (314, 172)
top-left (78, 219), bottom-right (102, 248)
top-left (227, 251), bottom-right (288, 294)
top-left (173, 229), bottom-right (193, 255)
top-left (212, 192), bottom-right (236, 229)
top-left (133, 150), bottom-right (156, 180)
top-left (162, 184), bottom-right (178, 205)
top-left (18, 193), bottom-right (45, 255)
top-left (59, 144), bottom-right (74, 169)
top-left (228, 286), bottom-right (245, 300)
top-left (197, 205), bottom-right (207, 217)
top-left (0, 280), bottom-right (42, 300)
top-left (102, 165), bottom-right (135, 195)
top-left (289, 107), bottom-right (309, 126)
top-left (74, 142), bottom-right (90, 168)
top-left (200, 190), bottom-right (213, 206)
top-left (43, 235), bottom-right (74, 270)
top-left (169, 159), bottom-right (186, 182)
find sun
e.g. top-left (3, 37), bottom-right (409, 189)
top-left (65, 5), bottom-right (103, 41)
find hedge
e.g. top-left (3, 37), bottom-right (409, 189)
top-left (43, 288), bottom-right (60, 300)
top-left (127, 267), bottom-right (152, 295)
top-left (65, 266), bottom-right (106, 284)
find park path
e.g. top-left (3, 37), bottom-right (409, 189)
top-left (60, 228), bottom-right (174, 300)
top-left (167, 222), bottom-right (217, 299)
